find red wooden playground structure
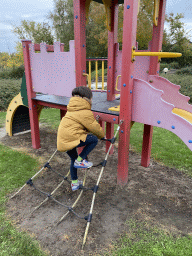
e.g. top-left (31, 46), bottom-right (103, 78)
top-left (6, 0), bottom-right (192, 186)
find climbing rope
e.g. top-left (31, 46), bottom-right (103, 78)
top-left (10, 118), bottom-right (124, 249)
top-left (43, 163), bottom-right (71, 183)
top-left (10, 147), bottom-right (92, 221)
top-left (29, 170), bottom-right (70, 216)
top-left (82, 119), bottom-right (123, 249)
top-left (53, 137), bottom-right (118, 226)
top-left (54, 168), bottom-right (88, 227)
top-left (27, 177), bottom-right (85, 219)
top-left (10, 149), bottom-right (58, 199)
top-left (27, 168), bottom-right (89, 220)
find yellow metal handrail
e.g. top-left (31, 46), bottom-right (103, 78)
top-left (86, 58), bottom-right (107, 90)
top-left (88, 61), bottom-right (92, 88)
top-left (132, 47), bottom-right (182, 62)
top-left (95, 60), bottom-right (98, 89)
top-left (102, 60), bottom-right (104, 90)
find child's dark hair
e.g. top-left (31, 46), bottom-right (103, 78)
top-left (72, 86), bottom-right (92, 99)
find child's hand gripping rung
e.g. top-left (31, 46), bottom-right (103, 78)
top-left (101, 137), bottom-right (116, 144)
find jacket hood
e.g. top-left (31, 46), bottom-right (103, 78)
top-left (67, 96), bottom-right (91, 112)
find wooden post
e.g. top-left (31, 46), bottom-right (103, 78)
top-left (73, 0), bottom-right (87, 87)
top-left (149, 0), bottom-right (166, 75)
top-left (107, 0), bottom-right (118, 101)
top-left (106, 0), bottom-right (118, 155)
top-left (22, 40), bottom-right (41, 149)
top-left (74, 0), bottom-right (86, 156)
top-left (141, 0), bottom-right (167, 167)
top-left (117, 0), bottom-right (139, 186)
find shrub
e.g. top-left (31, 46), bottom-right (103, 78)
top-left (160, 73), bottom-right (192, 104)
top-left (160, 63), bottom-right (168, 71)
top-left (0, 79), bottom-right (21, 111)
top-left (91, 68), bottom-right (107, 79)
top-left (169, 61), bottom-right (180, 69)
top-left (176, 66), bottom-right (192, 75)
top-left (9, 65), bottom-right (25, 79)
top-left (160, 62), bottom-right (179, 71)
top-left (0, 65), bottom-right (24, 79)
top-left (0, 68), bottom-right (12, 79)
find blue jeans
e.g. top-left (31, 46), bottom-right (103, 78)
top-left (66, 134), bottom-right (98, 180)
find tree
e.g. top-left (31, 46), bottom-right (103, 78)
top-left (46, 0), bottom-right (155, 56)
top-left (47, 0), bottom-right (74, 51)
top-left (87, 0), bottom-right (154, 53)
top-left (12, 20), bottom-right (54, 45)
top-left (163, 13), bottom-right (192, 67)
top-left (48, 0), bottom-right (108, 57)
top-left (6, 42), bottom-right (24, 68)
top-left (0, 52), bottom-right (10, 69)
top-left (86, 2), bottom-right (108, 57)
top-left (165, 13), bottom-right (190, 45)
top-left (137, 0), bottom-right (153, 49)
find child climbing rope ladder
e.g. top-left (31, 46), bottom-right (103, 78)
top-left (57, 86), bottom-right (105, 191)
top-left (10, 85), bottom-right (123, 247)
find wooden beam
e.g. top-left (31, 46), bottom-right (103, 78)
top-left (117, 0), bottom-right (139, 186)
top-left (22, 40), bottom-right (41, 149)
top-left (107, 0), bottom-right (118, 101)
top-left (73, 0), bottom-right (87, 87)
top-left (141, 0), bottom-right (167, 167)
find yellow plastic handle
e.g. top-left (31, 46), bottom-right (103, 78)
top-left (132, 48), bottom-right (182, 62)
top-left (115, 75), bottom-right (121, 92)
top-left (154, 0), bottom-right (160, 26)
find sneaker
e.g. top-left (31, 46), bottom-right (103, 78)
top-left (71, 180), bottom-right (83, 191)
top-left (74, 159), bottom-right (93, 169)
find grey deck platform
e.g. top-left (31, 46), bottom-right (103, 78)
top-left (33, 91), bottom-right (120, 116)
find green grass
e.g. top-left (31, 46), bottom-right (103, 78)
top-left (40, 108), bottom-right (61, 130)
top-left (106, 220), bottom-right (192, 256)
top-left (0, 111), bottom-right (6, 128)
top-left (0, 143), bottom-right (48, 256)
top-left (129, 122), bottom-right (192, 174)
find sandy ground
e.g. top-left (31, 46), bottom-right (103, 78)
top-left (1, 126), bottom-right (192, 256)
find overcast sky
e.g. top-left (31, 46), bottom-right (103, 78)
top-left (0, 0), bottom-right (192, 53)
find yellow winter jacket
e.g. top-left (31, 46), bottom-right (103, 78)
top-left (57, 96), bottom-right (105, 152)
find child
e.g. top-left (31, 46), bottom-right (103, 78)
top-left (57, 86), bottom-right (105, 191)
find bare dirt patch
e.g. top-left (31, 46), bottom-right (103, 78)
top-left (1, 127), bottom-right (192, 256)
